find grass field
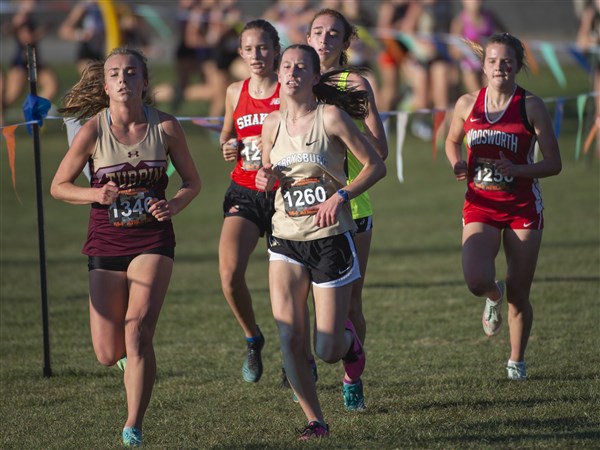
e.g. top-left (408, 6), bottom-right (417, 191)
top-left (1, 64), bottom-right (599, 449)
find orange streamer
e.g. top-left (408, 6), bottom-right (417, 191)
top-left (523, 40), bottom-right (539, 75)
top-left (2, 125), bottom-right (20, 200)
top-left (583, 121), bottom-right (598, 155)
top-left (432, 111), bottom-right (446, 160)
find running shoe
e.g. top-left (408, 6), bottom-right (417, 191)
top-left (482, 281), bottom-right (504, 336)
top-left (342, 320), bottom-right (365, 382)
top-left (506, 361), bottom-right (527, 380)
top-left (115, 356), bottom-right (127, 372)
top-left (122, 427), bottom-right (142, 447)
top-left (297, 421), bottom-right (329, 440)
top-left (343, 379), bottom-right (366, 412)
top-left (242, 327), bottom-right (264, 383)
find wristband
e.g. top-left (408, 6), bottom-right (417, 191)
top-left (337, 189), bottom-right (349, 204)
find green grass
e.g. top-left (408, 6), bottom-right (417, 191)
top-left (1, 64), bottom-right (599, 449)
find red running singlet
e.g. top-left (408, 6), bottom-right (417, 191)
top-left (464, 86), bottom-right (543, 216)
top-left (231, 79), bottom-right (280, 190)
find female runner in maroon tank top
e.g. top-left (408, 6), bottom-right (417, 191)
top-left (51, 48), bottom-right (201, 447)
top-left (445, 33), bottom-right (561, 381)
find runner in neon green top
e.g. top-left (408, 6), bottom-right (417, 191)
top-left (307, 8), bottom-right (388, 412)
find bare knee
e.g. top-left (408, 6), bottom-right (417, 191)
top-left (464, 274), bottom-right (494, 298)
top-left (124, 317), bottom-right (154, 356)
top-left (94, 348), bottom-right (123, 367)
top-left (220, 265), bottom-right (245, 296)
top-left (314, 333), bottom-right (344, 364)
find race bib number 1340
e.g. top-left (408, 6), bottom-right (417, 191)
top-left (109, 188), bottom-right (156, 227)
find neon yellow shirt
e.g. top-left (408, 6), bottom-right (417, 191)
top-left (337, 71), bottom-right (373, 220)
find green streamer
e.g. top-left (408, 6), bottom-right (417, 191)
top-left (575, 94), bottom-right (588, 160)
top-left (539, 43), bottom-right (566, 88)
top-left (166, 160), bottom-right (175, 177)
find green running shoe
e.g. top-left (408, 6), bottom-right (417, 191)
top-left (116, 356), bottom-right (127, 372)
top-left (122, 427), bottom-right (142, 447)
top-left (242, 327), bottom-right (264, 383)
top-left (343, 379), bottom-right (366, 412)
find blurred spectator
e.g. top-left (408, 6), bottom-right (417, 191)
top-left (450, 0), bottom-right (505, 92)
top-left (1, 0), bottom-right (59, 124)
top-left (183, 0), bottom-right (242, 117)
top-left (263, 0), bottom-right (316, 47)
top-left (58, 0), bottom-right (105, 74)
top-left (117, 4), bottom-right (159, 58)
top-left (410, 0), bottom-right (456, 140)
top-left (576, 0), bottom-right (600, 152)
top-left (152, 0), bottom-right (202, 108)
top-left (375, 0), bottom-right (416, 113)
top-left (375, 0), bottom-right (456, 138)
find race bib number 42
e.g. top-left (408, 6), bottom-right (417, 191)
top-left (109, 187), bottom-right (156, 227)
top-left (282, 177), bottom-right (327, 217)
top-left (473, 159), bottom-right (514, 192)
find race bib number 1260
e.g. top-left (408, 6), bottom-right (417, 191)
top-left (282, 177), bottom-right (327, 217)
top-left (109, 188), bottom-right (156, 227)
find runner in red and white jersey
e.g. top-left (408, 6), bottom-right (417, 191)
top-left (464, 85), bottom-right (542, 216)
top-left (230, 78), bottom-right (280, 189)
top-left (217, 19), bottom-right (281, 385)
top-left (446, 33), bottom-right (561, 382)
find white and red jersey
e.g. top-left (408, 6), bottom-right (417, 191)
top-left (464, 85), bottom-right (543, 214)
top-left (231, 78), bottom-right (280, 190)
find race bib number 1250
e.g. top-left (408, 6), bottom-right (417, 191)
top-left (109, 188), bottom-right (156, 227)
top-left (473, 159), bottom-right (514, 192)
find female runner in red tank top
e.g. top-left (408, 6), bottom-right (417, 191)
top-left (218, 19), bottom-right (281, 384)
top-left (445, 33), bottom-right (561, 380)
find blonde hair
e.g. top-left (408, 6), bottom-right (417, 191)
top-left (59, 48), bottom-right (152, 121)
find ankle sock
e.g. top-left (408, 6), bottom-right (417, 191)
top-left (246, 326), bottom-right (262, 344)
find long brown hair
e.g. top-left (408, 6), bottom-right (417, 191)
top-left (59, 48), bottom-right (152, 121)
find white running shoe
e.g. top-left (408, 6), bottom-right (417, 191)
top-left (507, 361), bottom-right (527, 380)
top-left (482, 281), bottom-right (504, 336)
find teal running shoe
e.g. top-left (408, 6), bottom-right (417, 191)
top-left (122, 427), bottom-right (142, 447)
top-left (507, 361), bottom-right (527, 380)
top-left (242, 327), bottom-right (264, 383)
top-left (482, 281), bottom-right (504, 336)
top-left (343, 379), bottom-right (366, 412)
top-left (116, 356), bottom-right (127, 372)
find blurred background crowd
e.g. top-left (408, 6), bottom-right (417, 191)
top-left (1, 0), bottom-right (598, 137)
